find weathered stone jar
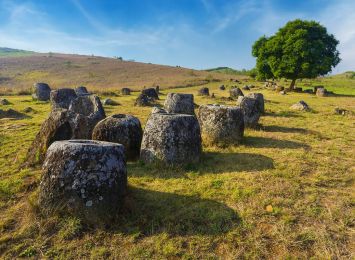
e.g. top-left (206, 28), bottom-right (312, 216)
top-left (33, 83), bottom-right (51, 101)
top-left (246, 93), bottom-right (265, 113)
top-left (140, 112), bottom-right (202, 165)
top-left (142, 88), bottom-right (159, 100)
top-left (92, 114), bottom-right (143, 160)
top-left (236, 96), bottom-right (261, 128)
top-left (38, 140), bottom-right (127, 223)
top-left (75, 86), bottom-right (89, 96)
top-left (164, 93), bottom-right (195, 115)
top-left (50, 88), bottom-right (77, 110)
top-left (197, 87), bottom-right (209, 96)
top-left (198, 104), bottom-right (244, 146)
top-left (229, 87), bottom-right (244, 99)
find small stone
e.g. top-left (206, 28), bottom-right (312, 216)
top-left (219, 85), bottom-right (225, 90)
top-left (86, 200), bottom-right (93, 207)
top-left (242, 85), bottom-right (250, 90)
top-left (290, 101), bottom-right (310, 111)
top-left (0, 99), bottom-right (11, 105)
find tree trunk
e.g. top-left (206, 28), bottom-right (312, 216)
top-left (289, 79), bottom-right (296, 90)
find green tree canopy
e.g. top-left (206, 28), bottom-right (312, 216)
top-left (252, 19), bottom-right (340, 89)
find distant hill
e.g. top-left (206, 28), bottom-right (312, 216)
top-left (0, 48), bottom-right (243, 91)
top-left (205, 67), bottom-right (251, 76)
top-left (0, 47), bottom-right (34, 57)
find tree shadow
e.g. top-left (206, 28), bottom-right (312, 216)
top-left (262, 125), bottom-right (324, 138)
top-left (332, 93), bottom-right (355, 98)
top-left (113, 187), bottom-right (240, 236)
top-left (244, 136), bottom-right (310, 149)
top-left (264, 111), bottom-right (303, 118)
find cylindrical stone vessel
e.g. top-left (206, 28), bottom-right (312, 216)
top-left (140, 113), bottom-right (202, 165)
top-left (50, 88), bottom-right (78, 110)
top-left (121, 88), bottom-right (131, 95)
top-left (33, 83), bottom-right (51, 101)
top-left (38, 140), bottom-right (127, 222)
top-left (237, 96), bottom-right (261, 128)
top-left (92, 114), bottom-right (143, 160)
top-left (75, 86), bottom-right (89, 96)
top-left (198, 104), bottom-right (244, 146)
top-left (246, 93), bottom-right (265, 113)
top-left (164, 93), bottom-right (195, 115)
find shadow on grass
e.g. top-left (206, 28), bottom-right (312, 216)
top-left (264, 111), bottom-right (303, 118)
top-left (128, 152), bottom-right (274, 179)
top-left (262, 125), bottom-right (323, 138)
top-left (115, 187), bottom-right (240, 236)
top-left (244, 136), bottom-right (310, 149)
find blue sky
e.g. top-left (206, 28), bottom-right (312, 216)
top-left (0, 0), bottom-right (354, 72)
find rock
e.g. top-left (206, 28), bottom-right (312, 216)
top-left (33, 83), bottom-right (51, 101)
top-left (121, 88), bottom-right (131, 95)
top-left (304, 89), bottom-right (313, 94)
top-left (229, 87), bottom-right (244, 99)
top-left (334, 107), bottom-right (351, 115)
top-left (38, 140), bottom-right (127, 223)
top-left (197, 87), bottom-right (209, 96)
top-left (211, 93), bottom-right (216, 98)
top-left (316, 87), bottom-right (327, 97)
top-left (246, 93), bottom-right (265, 114)
top-left (164, 93), bottom-right (195, 115)
top-left (103, 98), bottom-right (120, 106)
top-left (0, 98), bottom-right (10, 105)
top-left (313, 85), bottom-right (324, 93)
top-left (134, 94), bottom-right (151, 106)
top-left (219, 85), bottom-right (225, 90)
top-left (198, 104), bottom-right (244, 146)
top-left (280, 90), bottom-right (286, 95)
top-left (142, 88), bottom-right (159, 100)
top-left (140, 113), bottom-right (202, 165)
top-left (290, 101), bottom-right (310, 111)
top-left (26, 95), bottom-right (106, 165)
top-left (50, 88), bottom-right (78, 110)
top-left (92, 114), bottom-right (143, 160)
top-left (75, 86), bottom-right (89, 96)
top-left (236, 96), bottom-right (261, 128)
top-left (242, 85), bottom-right (250, 90)
top-left (155, 85), bottom-right (160, 94)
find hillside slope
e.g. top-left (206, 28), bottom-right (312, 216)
top-left (0, 50), bottom-right (236, 91)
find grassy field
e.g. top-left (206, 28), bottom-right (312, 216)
top-left (0, 76), bottom-right (354, 259)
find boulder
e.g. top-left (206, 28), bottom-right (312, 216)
top-left (140, 113), bottom-right (202, 165)
top-left (164, 93), bottom-right (195, 115)
top-left (290, 101), bottom-right (310, 111)
top-left (103, 98), bottom-right (120, 106)
top-left (92, 114), bottom-right (143, 161)
top-left (33, 83), bottom-right (51, 101)
top-left (0, 98), bottom-right (10, 105)
top-left (134, 94), bottom-right (151, 106)
top-left (219, 85), bottom-right (225, 90)
top-left (236, 96), bottom-right (261, 128)
top-left (26, 95), bottom-right (106, 165)
top-left (316, 87), bottom-right (327, 97)
top-left (142, 88), bottom-right (159, 100)
top-left (38, 140), bottom-right (127, 223)
top-left (198, 104), bottom-right (244, 146)
top-left (229, 87), bottom-right (244, 99)
top-left (197, 87), bottom-right (209, 96)
top-left (75, 86), bottom-right (89, 96)
top-left (50, 88), bottom-right (77, 110)
top-left (246, 93), bottom-right (264, 113)
top-left (121, 88), bottom-right (131, 95)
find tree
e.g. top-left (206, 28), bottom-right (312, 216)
top-left (252, 19), bottom-right (340, 90)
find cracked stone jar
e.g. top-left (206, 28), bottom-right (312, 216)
top-left (38, 140), bottom-right (127, 223)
